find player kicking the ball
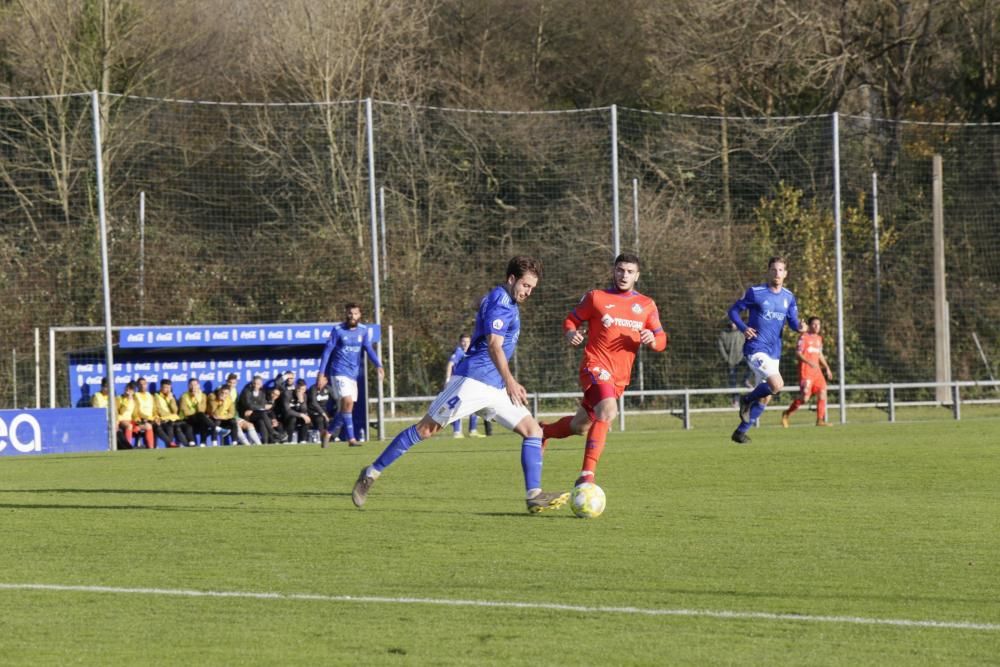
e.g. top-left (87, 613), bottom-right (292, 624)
top-left (352, 256), bottom-right (569, 513)
top-left (728, 256), bottom-right (807, 444)
top-left (540, 253), bottom-right (667, 486)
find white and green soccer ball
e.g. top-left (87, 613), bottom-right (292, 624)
top-left (571, 482), bottom-right (606, 518)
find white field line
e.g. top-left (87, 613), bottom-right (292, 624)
top-left (1, 582), bottom-right (998, 632)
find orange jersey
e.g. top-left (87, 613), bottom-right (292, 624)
top-left (797, 333), bottom-right (824, 380)
top-left (565, 288), bottom-right (667, 389)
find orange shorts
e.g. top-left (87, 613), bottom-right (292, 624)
top-left (799, 373), bottom-right (827, 395)
top-left (579, 367), bottom-right (624, 420)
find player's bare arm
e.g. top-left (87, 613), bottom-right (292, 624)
top-left (820, 353), bottom-right (833, 379)
top-left (488, 333), bottom-right (527, 406)
top-left (796, 350), bottom-right (819, 370)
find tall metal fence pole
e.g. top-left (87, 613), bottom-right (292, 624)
top-left (48, 328), bottom-right (56, 408)
top-left (832, 112), bottom-right (847, 424)
top-left (610, 104), bottom-right (621, 258)
top-left (379, 186), bottom-right (388, 283)
top-left (872, 173), bottom-right (881, 324)
top-left (365, 98), bottom-right (385, 440)
top-left (91, 90), bottom-right (117, 451)
top-left (34, 327), bottom-right (40, 408)
top-left (138, 191), bottom-right (146, 324)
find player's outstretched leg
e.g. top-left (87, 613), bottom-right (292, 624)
top-left (352, 425), bottom-right (425, 508)
top-left (540, 415), bottom-right (575, 450)
top-left (452, 420), bottom-right (464, 438)
top-left (521, 436), bottom-right (569, 513)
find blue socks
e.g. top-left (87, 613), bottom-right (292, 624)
top-left (736, 382), bottom-right (774, 434)
top-left (520, 436), bottom-right (543, 492)
top-left (342, 413), bottom-right (355, 441)
top-left (747, 382), bottom-right (772, 403)
top-left (469, 414), bottom-right (479, 430)
top-left (373, 425), bottom-right (424, 472)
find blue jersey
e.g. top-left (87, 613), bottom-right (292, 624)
top-left (319, 322), bottom-right (383, 379)
top-left (447, 345), bottom-right (466, 367)
top-left (454, 285), bottom-right (520, 389)
top-left (728, 284), bottom-right (801, 359)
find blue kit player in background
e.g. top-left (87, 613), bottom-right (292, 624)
top-left (445, 333), bottom-right (485, 438)
top-left (318, 302), bottom-right (384, 447)
top-left (727, 256), bottom-right (806, 444)
top-left (352, 256), bottom-right (569, 514)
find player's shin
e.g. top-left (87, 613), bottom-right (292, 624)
top-left (817, 398), bottom-right (827, 422)
top-left (342, 413), bottom-right (356, 441)
top-left (786, 398), bottom-right (803, 415)
top-left (520, 437), bottom-right (544, 497)
top-left (371, 425), bottom-right (424, 474)
top-left (578, 419), bottom-right (609, 484)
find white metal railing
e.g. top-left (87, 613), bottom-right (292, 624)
top-left (369, 379), bottom-right (1000, 433)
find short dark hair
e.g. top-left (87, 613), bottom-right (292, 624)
top-left (808, 316), bottom-right (821, 325)
top-left (160, 378), bottom-right (172, 386)
top-left (125, 381), bottom-right (136, 392)
top-left (344, 302), bottom-right (361, 311)
top-left (768, 256), bottom-right (787, 268)
top-left (614, 253), bottom-right (640, 269)
top-left (226, 373), bottom-right (238, 381)
top-left (506, 256), bottom-right (542, 281)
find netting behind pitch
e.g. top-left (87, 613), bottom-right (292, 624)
top-left (616, 110), bottom-right (837, 394)
top-left (840, 117), bottom-right (1000, 398)
top-left (3, 93), bottom-right (1000, 406)
top-left (0, 94), bottom-right (103, 407)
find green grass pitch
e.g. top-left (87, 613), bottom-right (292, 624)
top-left (2, 412), bottom-right (999, 665)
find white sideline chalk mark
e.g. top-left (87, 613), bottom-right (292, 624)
top-left (1, 582), bottom-right (998, 632)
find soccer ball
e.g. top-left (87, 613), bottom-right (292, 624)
top-left (570, 482), bottom-right (606, 518)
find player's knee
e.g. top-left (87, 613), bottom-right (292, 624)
top-left (768, 378), bottom-right (784, 394)
top-left (522, 421), bottom-right (543, 439)
top-left (415, 416), bottom-right (441, 439)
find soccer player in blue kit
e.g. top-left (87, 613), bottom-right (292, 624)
top-left (318, 302), bottom-right (384, 447)
top-left (352, 256), bottom-right (569, 513)
top-left (445, 333), bottom-right (484, 438)
top-left (728, 256), bottom-right (806, 444)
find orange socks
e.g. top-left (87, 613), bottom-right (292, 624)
top-left (817, 398), bottom-right (827, 422)
top-left (541, 416), bottom-right (574, 450)
top-left (580, 419), bottom-right (610, 480)
top-left (786, 398), bottom-right (803, 415)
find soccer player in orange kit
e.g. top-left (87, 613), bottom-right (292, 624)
top-left (541, 253), bottom-right (667, 486)
top-left (781, 316), bottom-right (834, 427)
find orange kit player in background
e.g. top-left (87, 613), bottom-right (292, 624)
top-left (781, 316), bottom-right (834, 427)
top-left (541, 253), bottom-right (667, 486)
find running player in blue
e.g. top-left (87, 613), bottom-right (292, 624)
top-left (445, 333), bottom-right (484, 438)
top-left (728, 256), bottom-right (806, 444)
top-left (352, 256), bottom-right (569, 513)
top-left (318, 302), bottom-right (384, 447)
